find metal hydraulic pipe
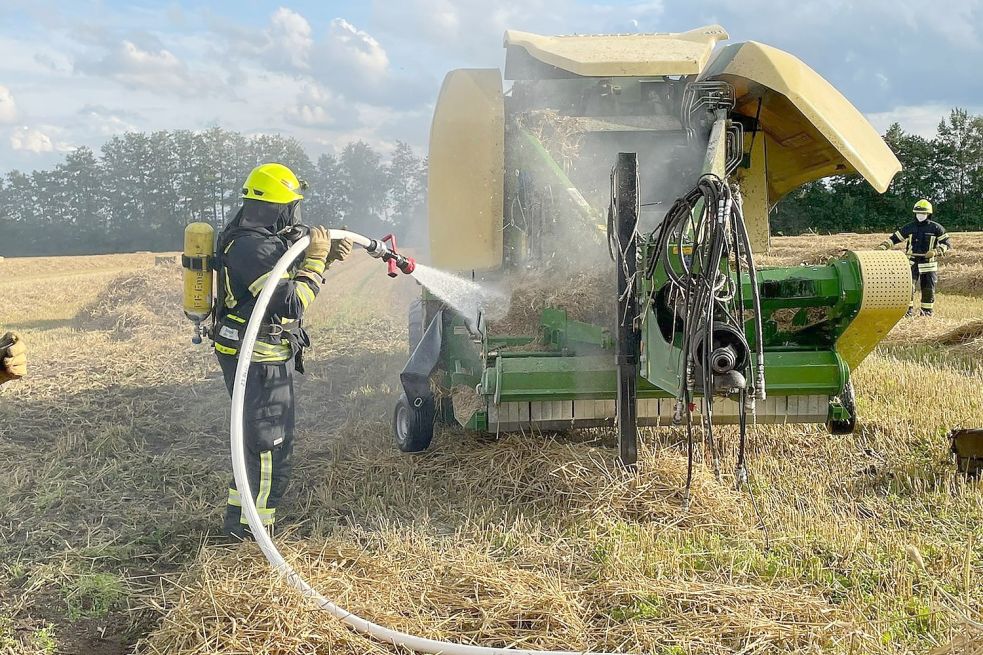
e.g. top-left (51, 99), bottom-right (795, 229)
top-left (231, 232), bottom-right (623, 655)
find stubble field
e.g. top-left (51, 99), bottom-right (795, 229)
top-left (0, 234), bottom-right (981, 655)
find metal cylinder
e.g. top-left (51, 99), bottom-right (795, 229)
top-left (710, 345), bottom-right (738, 374)
top-left (182, 222), bottom-right (214, 322)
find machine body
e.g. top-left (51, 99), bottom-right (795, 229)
top-left (394, 27), bottom-right (911, 462)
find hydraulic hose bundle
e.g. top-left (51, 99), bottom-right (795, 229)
top-left (645, 175), bottom-right (765, 494)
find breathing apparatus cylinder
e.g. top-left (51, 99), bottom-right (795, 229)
top-left (182, 222), bottom-right (215, 344)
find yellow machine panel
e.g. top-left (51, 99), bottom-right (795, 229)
top-left (703, 41), bottom-right (901, 203)
top-left (836, 250), bottom-right (911, 370)
top-left (182, 222), bottom-right (214, 321)
top-left (504, 26), bottom-right (729, 77)
top-left (737, 132), bottom-right (771, 253)
top-left (428, 69), bottom-right (505, 272)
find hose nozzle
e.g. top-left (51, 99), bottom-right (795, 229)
top-left (371, 234), bottom-right (416, 277)
top-left (391, 253), bottom-right (416, 275)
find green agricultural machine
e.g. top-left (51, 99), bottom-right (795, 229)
top-left (394, 26), bottom-right (911, 466)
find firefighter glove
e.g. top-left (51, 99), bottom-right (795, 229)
top-left (305, 226), bottom-right (331, 262)
top-left (926, 248), bottom-right (938, 259)
top-left (877, 240), bottom-right (891, 250)
top-left (327, 237), bottom-right (353, 263)
top-left (0, 331), bottom-right (26, 384)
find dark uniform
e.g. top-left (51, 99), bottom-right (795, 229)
top-left (884, 219), bottom-right (952, 315)
top-left (213, 199), bottom-right (325, 537)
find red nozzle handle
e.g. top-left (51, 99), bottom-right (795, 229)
top-left (381, 234), bottom-right (398, 277)
top-left (377, 234), bottom-right (414, 277)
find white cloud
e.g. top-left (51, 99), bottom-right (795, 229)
top-left (0, 85), bottom-right (17, 123)
top-left (2, 0), bottom-right (980, 174)
top-left (76, 39), bottom-right (211, 95)
top-left (269, 7), bottom-right (313, 68)
top-left (309, 17), bottom-right (436, 107)
top-left (113, 40), bottom-right (188, 87)
top-left (10, 126), bottom-right (53, 153)
top-left (286, 83), bottom-right (341, 127)
top-left (220, 7), bottom-right (314, 71)
top-left (322, 18), bottom-right (390, 79)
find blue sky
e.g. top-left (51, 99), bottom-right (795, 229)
top-left (0, 0), bottom-right (981, 172)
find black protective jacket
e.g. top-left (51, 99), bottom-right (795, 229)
top-left (212, 200), bottom-right (324, 366)
top-left (886, 219), bottom-right (952, 263)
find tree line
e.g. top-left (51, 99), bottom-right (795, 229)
top-left (0, 127), bottom-right (426, 256)
top-left (1, 108), bottom-right (980, 257)
top-left (775, 109), bottom-right (983, 234)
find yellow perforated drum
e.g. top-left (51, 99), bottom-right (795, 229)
top-left (836, 250), bottom-right (910, 370)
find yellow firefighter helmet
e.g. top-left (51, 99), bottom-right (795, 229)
top-left (913, 199), bottom-right (933, 214)
top-left (241, 163), bottom-right (307, 205)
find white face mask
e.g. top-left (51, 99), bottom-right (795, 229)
top-left (915, 212), bottom-right (929, 222)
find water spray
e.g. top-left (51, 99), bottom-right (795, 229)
top-left (230, 231), bottom-right (622, 655)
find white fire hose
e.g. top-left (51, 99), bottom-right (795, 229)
top-left (231, 230), bottom-right (621, 655)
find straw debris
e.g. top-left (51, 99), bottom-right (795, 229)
top-left (517, 110), bottom-right (588, 172)
top-left (490, 269), bottom-right (616, 336)
top-left (76, 267), bottom-right (184, 338)
top-left (451, 384), bottom-right (485, 425)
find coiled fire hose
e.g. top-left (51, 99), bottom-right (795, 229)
top-left (231, 230), bottom-right (621, 655)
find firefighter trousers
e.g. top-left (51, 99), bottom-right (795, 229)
top-left (910, 262), bottom-right (938, 315)
top-left (218, 354), bottom-right (295, 535)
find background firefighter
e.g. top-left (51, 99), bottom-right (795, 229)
top-left (879, 199), bottom-right (952, 316)
top-left (213, 163), bottom-right (352, 540)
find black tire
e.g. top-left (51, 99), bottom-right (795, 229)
top-left (827, 379), bottom-right (857, 435)
top-left (408, 298), bottom-right (424, 354)
top-left (393, 392), bottom-right (435, 453)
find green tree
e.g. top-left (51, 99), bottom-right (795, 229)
top-left (386, 141), bottom-right (426, 234)
top-left (934, 108), bottom-right (983, 228)
top-left (308, 153), bottom-right (347, 226)
top-left (338, 140), bottom-right (387, 235)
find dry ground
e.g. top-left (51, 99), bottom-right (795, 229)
top-left (0, 236), bottom-right (981, 655)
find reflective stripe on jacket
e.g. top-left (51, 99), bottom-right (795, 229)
top-left (887, 219), bottom-right (952, 262)
top-left (213, 229), bottom-right (323, 362)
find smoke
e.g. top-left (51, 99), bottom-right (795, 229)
top-left (419, 75), bottom-right (714, 344)
top-left (497, 77), bottom-right (709, 281)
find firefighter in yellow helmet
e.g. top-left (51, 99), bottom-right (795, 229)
top-left (0, 331), bottom-right (26, 384)
top-left (879, 199), bottom-right (952, 317)
top-left (213, 163), bottom-right (352, 540)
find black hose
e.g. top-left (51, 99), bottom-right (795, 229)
top-left (650, 175), bottom-right (765, 495)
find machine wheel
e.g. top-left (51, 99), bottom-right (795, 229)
top-left (408, 298), bottom-right (424, 354)
top-left (393, 392), bottom-right (435, 453)
top-left (826, 380), bottom-right (857, 435)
